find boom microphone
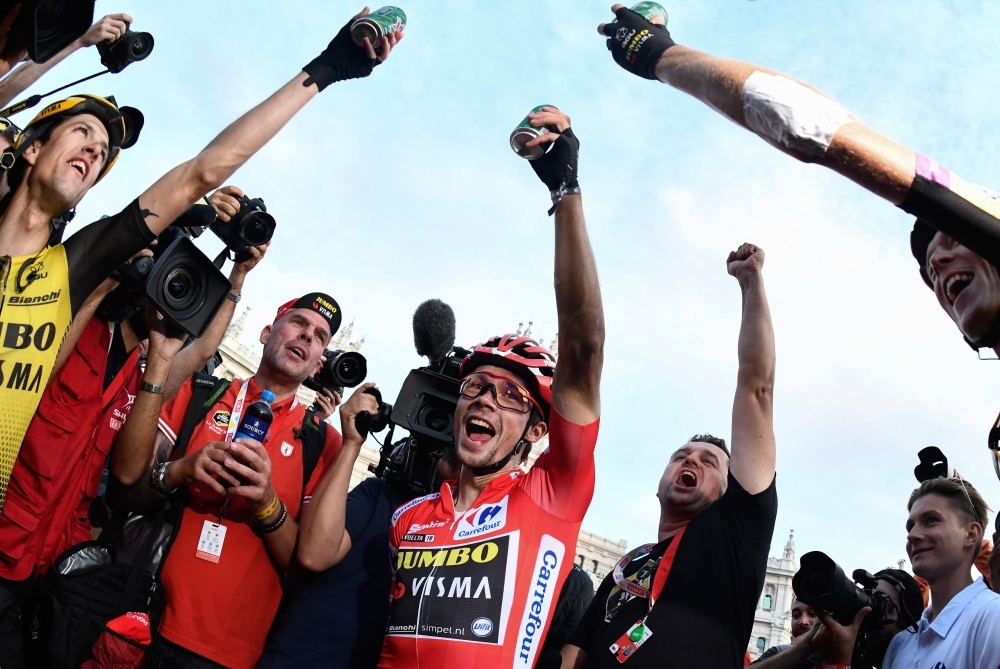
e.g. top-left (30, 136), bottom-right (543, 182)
top-left (413, 299), bottom-right (456, 366)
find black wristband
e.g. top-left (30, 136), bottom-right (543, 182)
top-left (602, 8), bottom-right (675, 80)
top-left (303, 19), bottom-right (380, 91)
top-left (257, 501), bottom-right (288, 534)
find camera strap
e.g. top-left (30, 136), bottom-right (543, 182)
top-left (607, 526), bottom-right (686, 664)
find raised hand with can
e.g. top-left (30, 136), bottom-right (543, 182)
top-left (303, 6), bottom-right (405, 91)
top-left (598, 2), bottom-right (674, 80)
top-left (519, 106), bottom-right (580, 215)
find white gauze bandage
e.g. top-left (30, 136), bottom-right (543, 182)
top-left (739, 71), bottom-right (851, 158)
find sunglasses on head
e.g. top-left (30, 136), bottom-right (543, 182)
top-left (459, 370), bottom-right (542, 416)
top-left (914, 446), bottom-right (981, 526)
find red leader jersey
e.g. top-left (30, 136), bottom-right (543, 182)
top-left (378, 409), bottom-right (599, 669)
top-left (155, 377), bottom-right (341, 669)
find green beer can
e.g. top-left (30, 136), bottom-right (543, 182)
top-left (351, 6), bottom-right (406, 47)
top-left (631, 1), bottom-right (667, 25)
top-left (510, 105), bottom-right (556, 160)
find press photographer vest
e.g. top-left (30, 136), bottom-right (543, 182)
top-left (0, 244), bottom-right (72, 512)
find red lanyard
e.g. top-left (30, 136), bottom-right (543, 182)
top-left (612, 526), bottom-right (687, 613)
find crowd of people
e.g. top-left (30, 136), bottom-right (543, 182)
top-left (0, 2), bottom-right (998, 668)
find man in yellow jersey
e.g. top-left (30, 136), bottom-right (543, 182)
top-left (0, 7), bottom-right (404, 511)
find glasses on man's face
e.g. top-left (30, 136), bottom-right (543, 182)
top-left (459, 371), bottom-right (540, 415)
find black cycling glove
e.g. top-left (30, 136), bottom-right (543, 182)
top-left (303, 19), bottom-right (381, 91)
top-left (602, 7), bottom-right (675, 80)
top-left (530, 127), bottom-right (580, 215)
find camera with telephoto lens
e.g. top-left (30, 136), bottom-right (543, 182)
top-left (303, 349), bottom-right (369, 398)
top-left (97, 218), bottom-right (231, 338)
top-left (96, 26), bottom-right (154, 74)
top-left (2, 0), bottom-right (95, 64)
top-left (793, 551), bottom-right (907, 667)
top-left (210, 195), bottom-right (275, 263)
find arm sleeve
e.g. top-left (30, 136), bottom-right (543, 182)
top-left (566, 573), bottom-right (613, 652)
top-left (521, 409), bottom-right (599, 522)
top-left (344, 478), bottom-right (380, 542)
top-left (63, 199), bottom-right (155, 315)
top-left (899, 158), bottom-right (1000, 269)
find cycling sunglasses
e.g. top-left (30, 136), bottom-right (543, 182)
top-left (459, 370), bottom-right (542, 415)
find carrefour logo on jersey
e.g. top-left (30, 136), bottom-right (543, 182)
top-left (454, 495), bottom-right (509, 540)
top-left (513, 534), bottom-right (565, 669)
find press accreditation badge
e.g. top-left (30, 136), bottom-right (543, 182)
top-left (609, 619), bottom-right (653, 664)
top-left (195, 520), bottom-right (227, 563)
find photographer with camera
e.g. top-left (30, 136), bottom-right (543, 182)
top-left (0, 6), bottom-right (403, 522)
top-left (0, 186), bottom-right (265, 668)
top-left (755, 569), bottom-right (923, 669)
top-left (115, 292), bottom-right (343, 669)
top-left (376, 106), bottom-right (604, 668)
top-left (561, 242), bottom-right (776, 669)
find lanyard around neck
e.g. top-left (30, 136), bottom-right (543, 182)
top-left (612, 526), bottom-right (687, 613)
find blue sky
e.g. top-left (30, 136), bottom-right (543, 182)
top-left (35, 1), bottom-right (1000, 574)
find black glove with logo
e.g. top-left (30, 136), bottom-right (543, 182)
top-left (303, 18), bottom-right (381, 91)
top-left (530, 127), bottom-right (580, 215)
top-left (601, 7), bottom-right (675, 80)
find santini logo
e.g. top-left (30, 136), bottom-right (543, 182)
top-left (513, 535), bottom-right (565, 668)
top-left (454, 496), bottom-right (508, 539)
top-left (471, 617), bottom-right (494, 637)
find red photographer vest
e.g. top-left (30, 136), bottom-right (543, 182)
top-left (0, 317), bottom-right (141, 581)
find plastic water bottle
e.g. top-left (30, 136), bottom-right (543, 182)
top-left (235, 390), bottom-right (275, 443)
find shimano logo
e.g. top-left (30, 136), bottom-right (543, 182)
top-left (453, 496), bottom-right (508, 540)
top-left (513, 535), bottom-right (565, 668)
top-left (471, 617), bottom-right (493, 637)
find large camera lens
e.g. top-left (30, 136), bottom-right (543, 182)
top-left (127, 32), bottom-right (154, 60)
top-left (330, 351), bottom-right (367, 387)
top-left (422, 407), bottom-right (452, 433)
top-left (162, 263), bottom-right (201, 311)
top-left (239, 211), bottom-right (275, 247)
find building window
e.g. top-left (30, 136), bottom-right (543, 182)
top-left (577, 555), bottom-right (584, 567)
top-left (762, 594), bottom-right (772, 610)
top-left (756, 637), bottom-right (766, 654)
top-left (592, 559), bottom-right (599, 573)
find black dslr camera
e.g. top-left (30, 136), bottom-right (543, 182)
top-left (97, 210), bottom-right (231, 338)
top-left (303, 349), bottom-right (369, 398)
top-left (212, 195), bottom-right (275, 262)
top-left (793, 552), bottom-right (914, 667)
top-left (97, 26), bottom-right (154, 74)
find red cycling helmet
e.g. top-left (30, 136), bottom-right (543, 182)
top-left (460, 334), bottom-right (555, 419)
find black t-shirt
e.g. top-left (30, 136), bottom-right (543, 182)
top-left (569, 472), bottom-right (777, 669)
top-left (258, 477), bottom-right (410, 669)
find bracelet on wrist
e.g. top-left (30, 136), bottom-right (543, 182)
top-left (254, 493), bottom-right (280, 521)
top-left (226, 291), bottom-right (241, 303)
top-left (257, 501), bottom-right (287, 533)
top-left (151, 461), bottom-right (175, 496)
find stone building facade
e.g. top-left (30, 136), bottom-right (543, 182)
top-left (747, 530), bottom-right (798, 661)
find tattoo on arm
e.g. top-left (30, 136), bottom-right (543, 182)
top-left (140, 208), bottom-right (159, 219)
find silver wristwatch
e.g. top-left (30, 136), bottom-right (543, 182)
top-left (151, 461), bottom-right (174, 495)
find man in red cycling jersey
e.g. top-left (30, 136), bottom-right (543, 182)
top-left (378, 106), bottom-right (604, 669)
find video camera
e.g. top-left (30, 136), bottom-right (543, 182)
top-left (303, 349), bottom-right (369, 398)
top-left (360, 299), bottom-right (468, 497)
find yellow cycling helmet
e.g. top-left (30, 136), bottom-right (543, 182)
top-left (0, 93), bottom-right (143, 184)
